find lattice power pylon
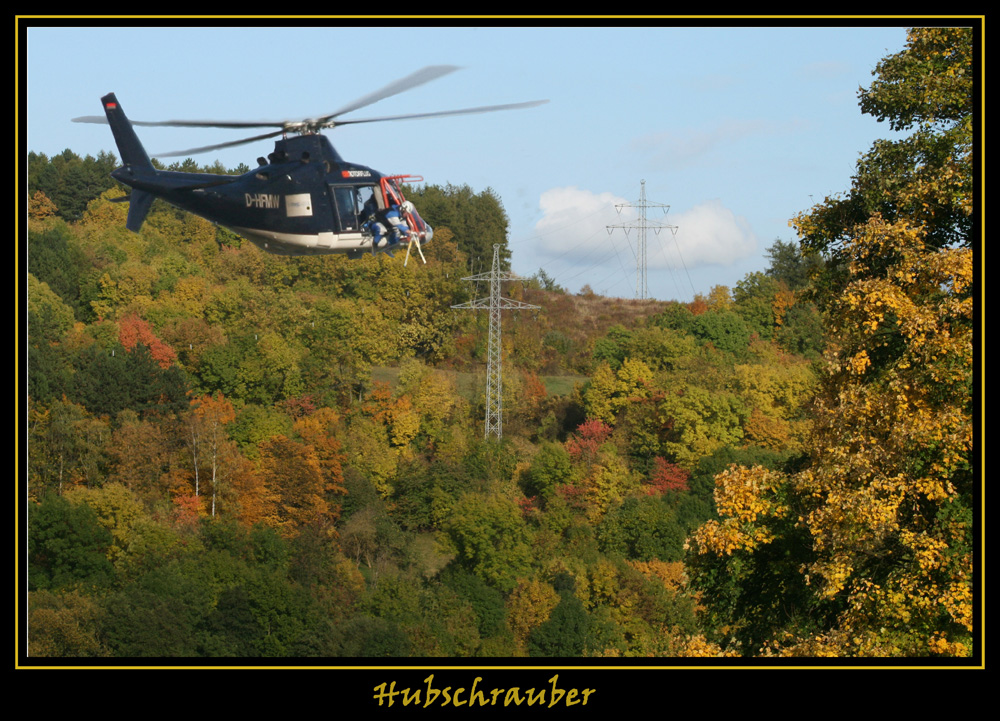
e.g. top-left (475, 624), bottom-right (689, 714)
top-left (452, 244), bottom-right (540, 439)
top-left (606, 179), bottom-right (678, 299)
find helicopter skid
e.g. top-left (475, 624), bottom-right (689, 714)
top-left (231, 226), bottom-right (431, 257)
top-left (230, 226), bottom-right (361, 256)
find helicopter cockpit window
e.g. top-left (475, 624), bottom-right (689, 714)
top-left (384, 180), bottom-right (403, 207)
top-left (356, 186), bottom-right (376, 218)
top-left (332, 185), bottom-right (378, 233)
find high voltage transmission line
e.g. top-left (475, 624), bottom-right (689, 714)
top-left (451, 244), bottom-right (540, 439)
top-left (606, 180), bottom-right (678, 300)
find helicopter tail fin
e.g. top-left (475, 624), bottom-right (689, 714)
top-left (101, 93), bottom-right (154, 175)
top-left (125, 189), bottom-right (156, 232)
top-left (101, 93), bottom-right (156, 231)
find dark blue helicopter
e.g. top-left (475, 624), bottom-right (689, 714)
top-left (73, 66), bottom-right (546, 263)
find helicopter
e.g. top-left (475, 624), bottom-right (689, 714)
top-left (72, 66), bottom-right (547, 264)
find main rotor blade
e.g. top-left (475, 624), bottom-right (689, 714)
top-left (153, 128), bottom-right (286, 158)
top-left (314, 65), bottom-right (461, 124)
top-left (71, 66), bottom-right (462, 132)
top-left (71, 115), bottom-right (111, 124)
top-left (72, 67), bottom-right (545, 158)
top-left (73, 114), bottom-right (286, 130)
top-left (329, 99), bottom-right (550, 127)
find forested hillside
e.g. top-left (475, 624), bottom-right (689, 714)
top-left (23, 27), bottom-right (975, 660)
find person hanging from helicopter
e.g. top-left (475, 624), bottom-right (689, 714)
top-left (386, 202), bottom-right (412, 243)
top-left (363, 198), bottom-right (411, 255)
top-left (361, 195), bottom-right (385, 253)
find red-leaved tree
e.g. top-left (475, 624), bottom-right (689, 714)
top-left (646, 457), bottom-right (689, 495)
top-left (118, 314), bottom-right (177, 369)
top-left (565, 419), bottom-right (613, 462)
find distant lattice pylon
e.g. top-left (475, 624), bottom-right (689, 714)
top-left (606, 179), bottom-right (677, 299)
top-left (452, 244), bottom-right (540, 438)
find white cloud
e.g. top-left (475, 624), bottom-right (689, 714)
top-left (656, 199), bottom-right (758, 267)
top-left (533, 186), bottom-right (633, 256)
top-left (531, 188), bottom-right (757, 272)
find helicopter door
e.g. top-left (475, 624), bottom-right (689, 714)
top-left (331, 185), bottom-right (377, 234)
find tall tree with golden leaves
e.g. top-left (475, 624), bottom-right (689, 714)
top-left (689, 27), bottom-right (976, 657)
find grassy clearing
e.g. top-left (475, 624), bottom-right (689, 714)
top-left (542, 375), bottom-right (588, 396)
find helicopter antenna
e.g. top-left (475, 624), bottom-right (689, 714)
top-left (452, 244), bottom-right (540, 439)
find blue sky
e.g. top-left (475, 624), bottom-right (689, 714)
top-left (23, 22), bottom-right (911, 301)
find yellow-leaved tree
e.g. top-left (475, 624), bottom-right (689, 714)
top-left (688, 27), bottom-right (976, 658)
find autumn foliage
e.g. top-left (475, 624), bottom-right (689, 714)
top-left (645, 457), bottom-right (689, 496)
top-left (565, 419), bottom-right (612, 462)
top-left (118, 313), bottom-right (177, 369)
top-left (689, 27), bottom-right (976, 658)
top-left (23, 27), bottom-right (978, 662)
